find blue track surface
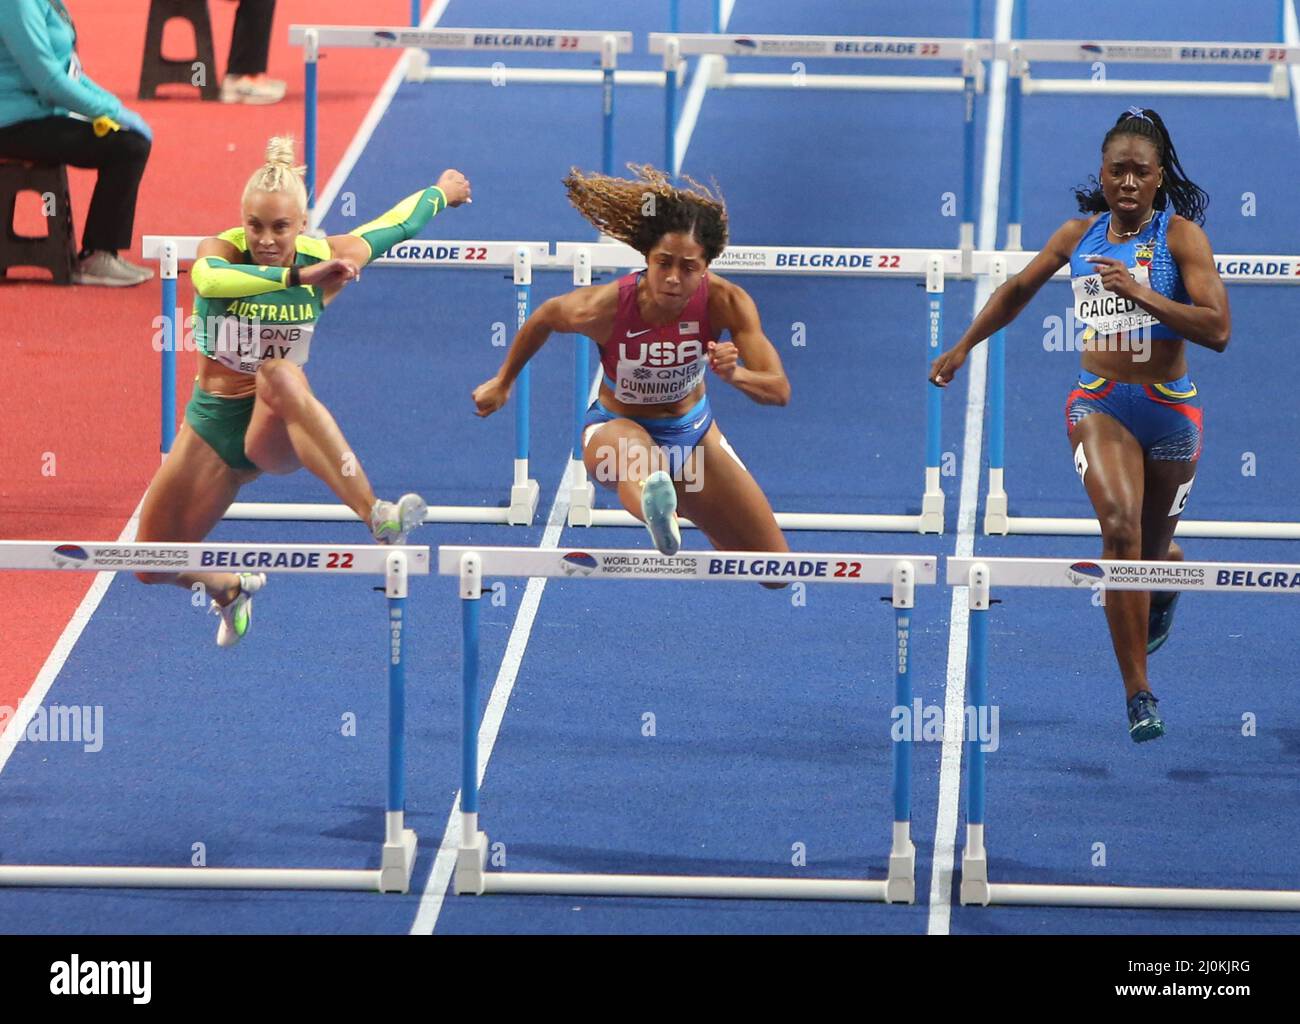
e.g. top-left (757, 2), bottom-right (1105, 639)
top-left (4, 0), bottom-right (1299, 934)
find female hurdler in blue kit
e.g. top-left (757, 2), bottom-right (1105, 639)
top-left (930, 109), bottom-right (1231, 743)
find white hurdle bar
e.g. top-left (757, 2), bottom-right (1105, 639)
top-left (556, 241), bottom-right (956, 534)
top-left (288, 26), bottom-right (654, 225)
top-left (0, 541), bottom-right (427, 893)
top-left (446, 545), bottom-right (935, 902)
top-left (950, 555), bottom-right (1300, 912)
top-left (969, 249), bottom-right (1300, 539)
top-left (648, 32), bottom-right (991, 259)
top-left (142, 235), bottom-right (548, 526)
top-left (1000, 4), bottom-right (1297, 250)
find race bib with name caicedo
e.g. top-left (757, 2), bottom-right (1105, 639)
top-left (1072, 262), bottom-right (1159, 336)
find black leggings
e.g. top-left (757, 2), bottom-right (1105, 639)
top-left (228, 0), bottom-right (277, 77)
top-left (0, 116), bottom-right (150, 255)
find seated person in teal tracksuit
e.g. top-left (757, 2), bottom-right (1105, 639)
top-left (0, 0), bottom-right (153, 285)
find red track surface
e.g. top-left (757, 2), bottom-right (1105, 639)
top-left (0, 1), bottom-right (420, 704)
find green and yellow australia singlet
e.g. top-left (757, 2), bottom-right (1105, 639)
top-left (193, 228), bottom-right (330, 375)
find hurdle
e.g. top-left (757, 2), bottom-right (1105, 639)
top-left (288, 25), bottom-right (669, 227)
top-left (1002, 2), bottom-right (1297, 250)
top-left (0, 540), bottom-right (427, 893)
top-left (446, 545), bottom-right (934, 902)
top-left (950, 554), bottom-right (1300, 912)
top-left (973, 249), bottom-right (1300, 538)
top-left (142, 235), bottom-right (548, 526)
top-left (648, 28), bottom-right (992, 261)
top-left (556, 240), bottom-right (956, 533)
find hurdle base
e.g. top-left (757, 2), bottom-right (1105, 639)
top-left (477, 870), bottom-right (891, 902)
top-left (983, 881), bottom-right (1300, 912)
top-left (0, 864), bottom-right (380, 891)
top-left (223, 501), bottom-right (516, 525)
top-left (886, 850), bottom-right (916, 905)
top-left (582, 508), bottom-right (927, 533)
top-left (379, 828), bottom-right (418, 894)
top-left (960, 849), bottom-right (990, 906)
top-left (455, 830), bottom-right (489, 896)
top-left (1002, 515), bottom-right (1300, 540)
top-left (567, 476), bottom-right (596, 528)
top-left (919, 489), bottom-right (945, 535)
top-left (507, 480), bottom-right (540, 526)
top-left (983, 492), bottom-right (1009, 535)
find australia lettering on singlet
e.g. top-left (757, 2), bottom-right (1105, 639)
top-left (195, 230), bottom-right (327, 375)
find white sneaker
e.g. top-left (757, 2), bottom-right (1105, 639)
top-left (221, 75), bottom-right (287, 105)
top-left (369, 493), bottom-right (428, 545)
top-left (211, 573), bottom-right (267, 647)
top-left (72, 251), bottom-right (154, 287)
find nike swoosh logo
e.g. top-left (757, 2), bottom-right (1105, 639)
top-left (625, 328), bottom-right (652, 338)
top-left (692, 417), bottom-right (707, 429)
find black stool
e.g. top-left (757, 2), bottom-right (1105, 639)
top-left (139, 0), bottom-right (220, 101)
top-left (0, 160), bottom-right (76, 284)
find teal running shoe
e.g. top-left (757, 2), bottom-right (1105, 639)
top-left (640, 471), bottom-right (681, 556)
top-left (1127, 690), bottom-right (1164, 743)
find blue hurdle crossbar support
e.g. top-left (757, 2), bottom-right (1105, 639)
top-left (304, 29), bottom-right (319, 226)
top-left (983, 256), bottom-right (1010, 533)
top-left (601, 36), bottom-right (617, 177)
top-left (712, 0), bottom-right (722, 35)
top-left (1006, 2), bottom-right (1026, 251)
top-left (455, 552), bottom-right (490, 896)
top-left (160, 241), bottom-right (178, 458)
top-left (508, 248), bottom-right (540, 525)
top-left (566, 250), bottom-right (598, 526)
top-left (888, 562), bottom-right (917, 903)
top-left (663, 37), bottom-right (680, 177)
top-left (670, 0), bottom-right (679, 34)
top-left (920, 255), bottom-right (946, 533)
top-left (411, 0), bottom-right (420, 28)
top-left (378, 550), bottom-right (419, 893)
top-left (959, 562), bottom-right (992, 905)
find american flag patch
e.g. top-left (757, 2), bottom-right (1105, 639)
top-left (678, 321), bottom-right (699, 334)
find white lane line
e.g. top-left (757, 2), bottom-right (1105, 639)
top-left (672, 0), bottom-right (736, 174)
top-left (311, 0), bottom-right (452, 226)
top-left (1284, 1), bottom-right (1300, 136)
top-left (410, 371), bottom-right (601, 935)
top-left (1, 5), bottom-right (453, 774)
top-left (926, 0), bottom-right (1012, 936)
top-left (0, 503), bottom-right (141, 775)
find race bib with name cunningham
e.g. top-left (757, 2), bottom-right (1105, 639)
top-left (612, 339), bottom-right (708, 405)
top-left (211, 318), bottom-right (315, 375)
top-left (1072, 263), bottom-right (1159, 336)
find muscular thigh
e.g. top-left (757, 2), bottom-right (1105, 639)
top-left (243, 395), bottom-right (300, 474)
top-left (1069, 413), bottom-right (1146, 521)
top-left (677, 425), bottom-right (787, 553)
top-left (138, 423), bottom-right (255, 542)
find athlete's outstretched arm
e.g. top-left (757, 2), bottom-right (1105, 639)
top-left (328, 169), bottom-right (472, 266)
top-left (708, 281), bottom-right (790, 406)
top-left (472, 285), bottom-right (612, 417)
top-left (930, 217), bottom-right (1093, 387)
top-left (192, 236), bottom-right (301, 298)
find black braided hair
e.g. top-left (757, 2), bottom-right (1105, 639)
top-left (1072, 108), bottom-right (1209, 225)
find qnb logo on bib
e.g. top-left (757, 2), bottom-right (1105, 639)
top-left (1071, 264), bottom-right (1158, 336)
top-left (213, 318), bottom-right (315, 375)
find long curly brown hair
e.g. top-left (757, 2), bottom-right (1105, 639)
top-left (563, 164), bottom-right (728, 262)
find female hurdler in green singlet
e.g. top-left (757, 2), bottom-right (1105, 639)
top-left (135, 136), bottom-right (471, 646)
